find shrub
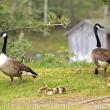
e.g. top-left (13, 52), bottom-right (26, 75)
top-left (8, 39), bottom-right (32, 63)
top-left (35, 47), bottom-right (75, 66)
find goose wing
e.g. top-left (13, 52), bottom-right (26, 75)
top-left (7, 58), bottom-right (25, 71)
top-left (8, 58), bottom-right (38, 76)
top-left (95, 50), bottom-right (110, 62)
top-left (0, 58), bottom-right (25, 75)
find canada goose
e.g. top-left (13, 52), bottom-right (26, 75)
top-left (0, 32), bottom-right (38, 82)
top-left (92, 23), bottom-right (110, 74)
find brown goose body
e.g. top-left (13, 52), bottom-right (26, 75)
top-left (0, 32), bottom-right (38, 82)
top-left (92, 24), bottom-right (110, 74)
top-left (92, 48), bottom-right (110, 67)
top-left (0, 53), bottom-right (38, 81)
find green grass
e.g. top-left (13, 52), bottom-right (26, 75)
top-left (0, 104), bottom-right (110, 110)
top-left (0, 104), bottom-right (91, 110)
top-left (0, 62), bottom-right (110, 109)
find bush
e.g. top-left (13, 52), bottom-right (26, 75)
top-left (8, 39), bottom-right (32, 63)
top-left (35, 47), bottom-right (75, 66)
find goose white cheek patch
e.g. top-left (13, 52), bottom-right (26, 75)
top-left (96, 25), bottom-right (100, 29)
top-left (2, 33), bottom-right (7, 38)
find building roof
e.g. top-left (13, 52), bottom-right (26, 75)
top-left (65, 19), bottom-right (110, 36)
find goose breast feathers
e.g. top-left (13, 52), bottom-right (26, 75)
top-left (0, 56), bottom-right (28, 76)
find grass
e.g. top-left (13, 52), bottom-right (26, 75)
top-left (0, 104), bottom-right (110, 110)
top-left (0, 104), bottom-right (91, 110)
top-left (0, 62), bottom-right (110, 109)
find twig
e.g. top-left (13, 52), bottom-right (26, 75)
top-left (3, 23), bottom-right (64, 33)
top-left (73, 96), bottom-right (110, 105)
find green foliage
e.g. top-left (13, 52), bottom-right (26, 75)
top-left (0, 4), bottom-right (11, 30)
top-left (0, 0), bottom-right (105, 31)
top-left (34, 48), bottom-right (75, 67)
top-left (58, 16), bottom-right (70, 28)
top-left (48, 12), bottom-right (70, 27)
top-left (48, 0), bottom-right (104, 24)
top-left (8, 39), bottom-right (32, 62)
top-left (48, 12), bottom-right (57, 24)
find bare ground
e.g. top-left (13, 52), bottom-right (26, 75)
top-left (9, 96), bottom-right (110, 110)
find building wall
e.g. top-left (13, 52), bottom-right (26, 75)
top-left (68, 23), bottom-right (107, 62)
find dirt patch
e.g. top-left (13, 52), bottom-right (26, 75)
top-left (10, 96), bottom-right (110, 109)
top-left (11, 97), bottom-right (90, 106)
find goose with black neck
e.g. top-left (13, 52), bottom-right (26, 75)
top-left (0, 32), bottom-right (38, 82)
top-left (92, 24), bottom-right (110, 75)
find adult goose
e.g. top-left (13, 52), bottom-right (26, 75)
top-left (92, 24), bottom-right (110, 74)
top-left (0, 32), bottom-right (38, 82)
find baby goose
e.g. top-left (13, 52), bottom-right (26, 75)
top-left (39, 85), bottom-right (49, 94)
top-left (57, 86), bottom-right (66, 94)
top-left (39, 85), bottom-right (66, 95)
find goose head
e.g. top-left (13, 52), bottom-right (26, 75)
top-left (94, 24), bottom-right (104, 30)
top-left (0, 32), bottom-right (8, 38)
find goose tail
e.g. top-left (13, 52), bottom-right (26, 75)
top-left (31, 71), bottom-right (38, 78)
top-left (22, 65), bottom-right (38, 78)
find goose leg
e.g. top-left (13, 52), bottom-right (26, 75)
top-left (10, 76), bottom-right (13, 82)
top-left (95, 68), bottom-right (99, 74)
top-left (104, 67), bottom-right (107, 73)
top-left (103, 67), bottom-right (109, 77)
top-left (94, 60), bottom-right (100, 74)
top-left (19, 76), bottom-right (22, 81)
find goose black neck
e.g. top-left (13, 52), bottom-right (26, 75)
top-left (1, 36), bottom-right (7, 54)
top-left (94, 27), bottom-right (101, 48)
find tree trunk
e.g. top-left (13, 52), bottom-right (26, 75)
top-left (11, 0), bottom-right (17, 27)
top-left (104, 3), bottom-right (110, 25)
top-left (44, 0), bottom-right (48, 37)
top-left (19, 31), bottom-right (24, 42)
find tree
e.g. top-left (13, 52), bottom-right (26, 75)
top-left (0, 0), bottom-right (104, 31)
top-left (44, 0), bottom-right (48, 37)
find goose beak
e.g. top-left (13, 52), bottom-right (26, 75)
top-left (100, 26), bottom-right (104, 28)
top-left (0, 32), bottom-right (7, 38)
